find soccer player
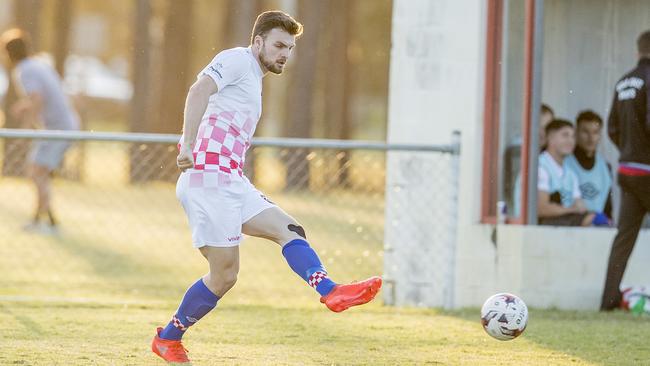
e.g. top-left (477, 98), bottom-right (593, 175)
top-left (151, 11), bottom-right (382, 364)
top-left (1, 29), bottom-right (79, 233)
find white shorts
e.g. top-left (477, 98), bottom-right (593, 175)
top-left (176, 170), bottom-right (276, 248)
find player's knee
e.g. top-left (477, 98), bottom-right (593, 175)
top-left (206, 269), bottom-right (238, 295)
top-left (221, 272), bottom-right (238, 290)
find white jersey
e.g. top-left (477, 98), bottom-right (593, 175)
top-left (176, 47), bottom-right (275, 248)
top-left (182, 47), bottom-right (263, 182)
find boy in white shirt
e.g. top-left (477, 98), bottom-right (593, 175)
top-left (537, 119), bottom-right (595, 226)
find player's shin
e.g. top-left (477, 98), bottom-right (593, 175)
top-left (282, 239), bottom-right (337, 296)
top-left (159, 278), bottom-right (220, 340)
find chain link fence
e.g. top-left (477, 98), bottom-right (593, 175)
top-left (0, 129), bottom-right (459, 308)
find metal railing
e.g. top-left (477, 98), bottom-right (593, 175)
top-left (0, 128), bottom-right (460, 308)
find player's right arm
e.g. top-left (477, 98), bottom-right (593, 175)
top-left (177, 75), bottom-right (218, 172)
top-left (177, 50), bottom-right (249, 172)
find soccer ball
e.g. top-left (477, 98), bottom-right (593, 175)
top-left (480, 293), bottom-right (528, 341)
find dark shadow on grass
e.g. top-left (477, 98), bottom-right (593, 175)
top-left (47, 232), bottom-right (192, 300)
top-left (0, 302), bottom-right (45, 336)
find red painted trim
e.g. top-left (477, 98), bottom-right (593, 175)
top-left (481, 0), bottom-right (504, 223)
top-left (619, 166), bottom-right (650, 176)
top-left (520, 0), bottom-right (536, 225)
top-left (483, 216), bottom-right (498, 225)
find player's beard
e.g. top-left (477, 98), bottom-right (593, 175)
top-left (259, 44), bottom-right (285, 74)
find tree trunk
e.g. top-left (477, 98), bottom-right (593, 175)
top-left (53, 0), bottom-right (73, 77)
top-left (13, 0), bottom-right (42, 48)
top-left (129, 0), bottom-right (153, 182)
top-left (324, 0), bottom-right (352, 187)
top-left (52, 0), bottom-right (81, 181)
top-left (227, 0), bottom-right (263, 182)
top-left (283, 1), bottom-right (324, 190)
top-left (134, 0), bottom-right (195, 183)
top-left (159, 0), bottom-right (193, 134)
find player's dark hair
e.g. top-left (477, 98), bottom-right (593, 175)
top-left (576, 110), bottom-right (603, 128)
top-left (250, 10), bottom-right (303, 44)
top-left (1, 28), bottom-right (32, 64)
top-left (545, 119), bottom-right (574, 136)
top-left (541, 103), bottom-right (554, 117)
top-left (637, 30), bottom-right (650, 55)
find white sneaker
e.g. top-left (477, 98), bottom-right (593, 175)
top-left (22, 222), bottom-right (59, 236)
top-left (22, 221), bottom-right (42, 233)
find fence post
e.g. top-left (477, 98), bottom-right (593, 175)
top-left (383, 132), bottom-right (461, 308)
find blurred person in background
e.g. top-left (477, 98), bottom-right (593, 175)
top-left (1, 28), bottom-right (79, 234)
top-left (536, 119), bottom-right (595, 227)
top-left (601, 30), bottom-right (650, 311)
top-left (511, 104), bottom-right (555, 217)
top-left (539, 103), bottom-right (555, 151)
top-left (564, 110), bottom-right (613, 226)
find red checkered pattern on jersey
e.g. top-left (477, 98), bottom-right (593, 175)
top-left (171, 315), bottom-right (187, 331)
top-left (191, 111), bottom-right (256, 176)
top-left (308, 271), bottom-right (328, 289)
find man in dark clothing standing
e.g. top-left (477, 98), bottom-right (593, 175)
top-left (601, 30), bottom-right (650, 311)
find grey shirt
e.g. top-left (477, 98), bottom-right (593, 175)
top-left (14, 57), bottom-right (79, 130)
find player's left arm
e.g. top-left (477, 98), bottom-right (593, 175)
top-left (177, 75), bottom-right (218, 171)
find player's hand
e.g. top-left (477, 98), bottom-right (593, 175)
top-left (177, 145), bottom-right (195, 172)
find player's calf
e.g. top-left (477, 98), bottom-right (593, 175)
top-left (282, 239), bottom-right (338, 297)
top-left (158, 279), bottom-right (220, 341)
top-left (282, 239), bottom-right (382, 312)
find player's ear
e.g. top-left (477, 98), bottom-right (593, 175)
top-left (253, 35), bottom-right (264, 50)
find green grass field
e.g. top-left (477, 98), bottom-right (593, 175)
top-left (1, 145), bottom-right (650, 365)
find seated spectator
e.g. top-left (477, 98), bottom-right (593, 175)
top-left (539, 103), bottom-right (555, 151)
top-left (565, 110), bottom-right (613, 226)
top-left (537, 119), bottom-right (595, 226)
top-left (510, 104), bottom-right (555, 216)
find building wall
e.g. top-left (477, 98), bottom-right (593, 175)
top-left (387, 0), bottom-right (650, 310)
top-left (542, 0), bottom-right (650, 127)
top-left (498, 226), bottom-right (650, 310)
top-left (386, 0), bottom-right (488, 307)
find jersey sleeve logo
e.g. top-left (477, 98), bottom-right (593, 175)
top-left (208, 63), bottom-right (224, 79)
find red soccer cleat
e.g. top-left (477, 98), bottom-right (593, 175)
top-left (151, 327), bottom-right (192, 364)
top-left (320, 276), bottom-right (382, 312)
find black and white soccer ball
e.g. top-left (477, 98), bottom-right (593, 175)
top-left (480, 293), bottom-right (528, 341)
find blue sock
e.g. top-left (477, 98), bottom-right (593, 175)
top-left (160, 278), bottom-right (220, 340)
top-left (282, 239), bottom-right (337, 297)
